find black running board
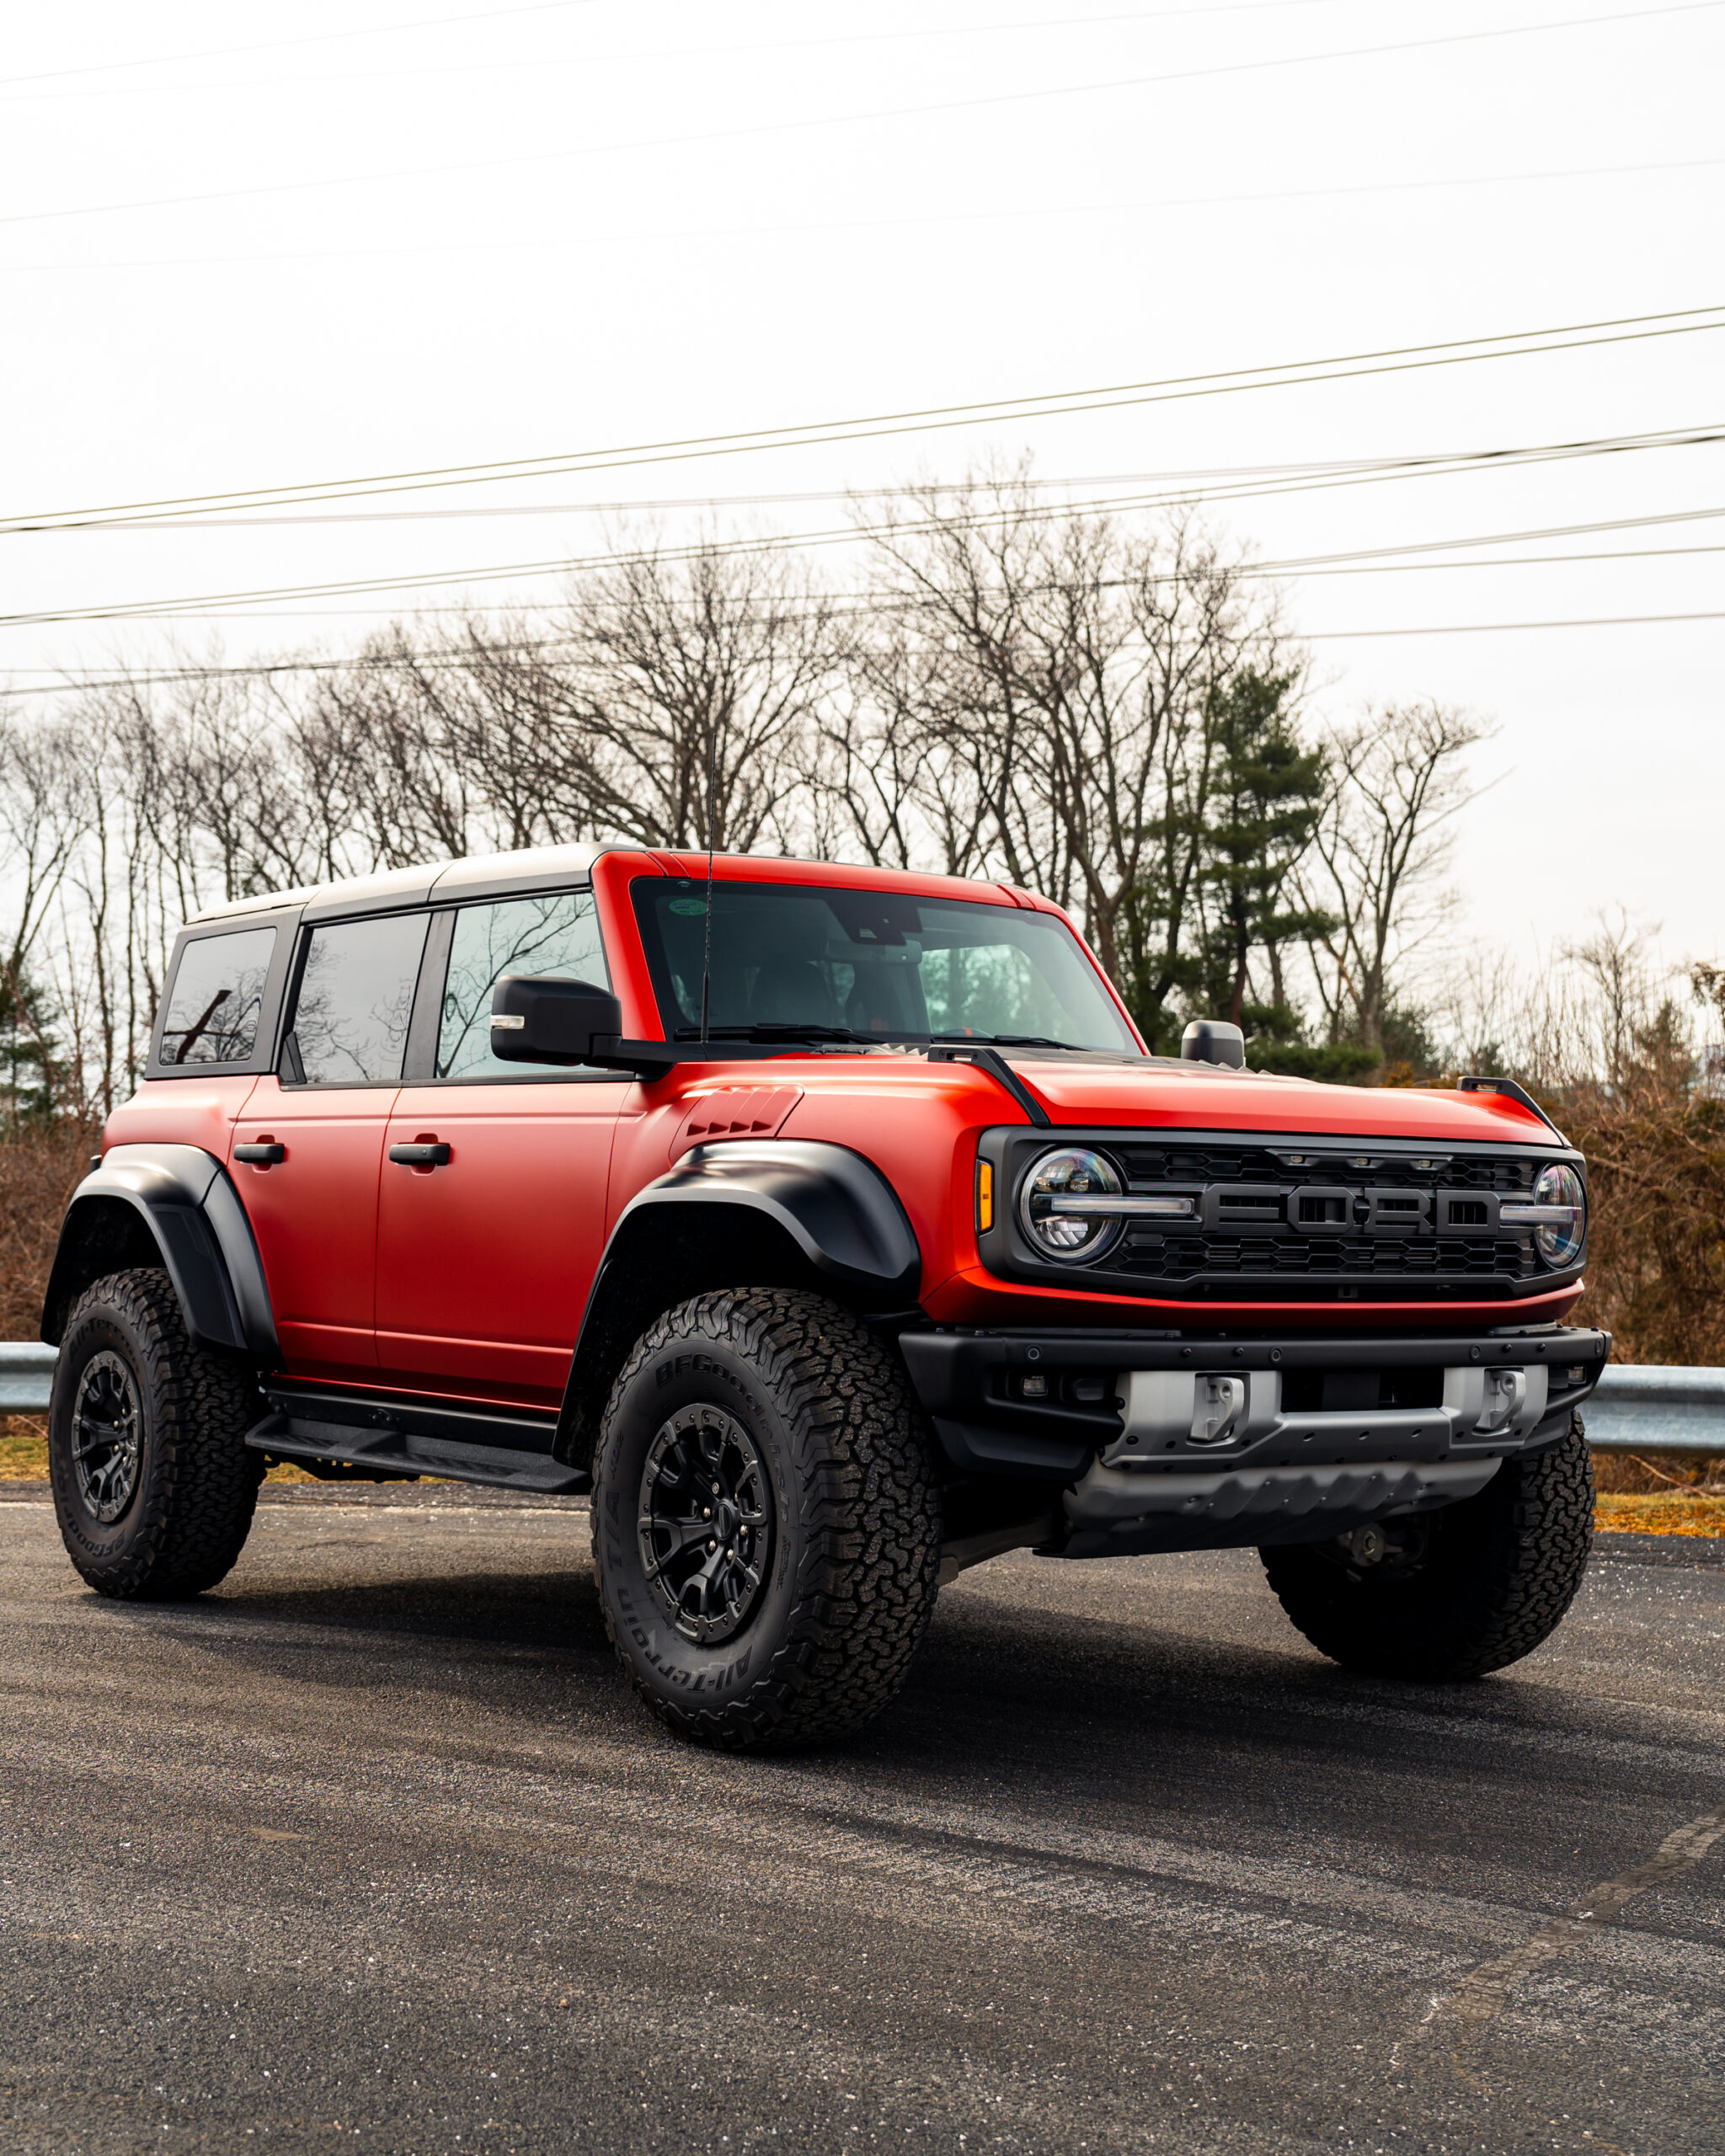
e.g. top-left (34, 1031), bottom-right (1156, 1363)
top-left (245, 1386), bottom-right (589, 1496)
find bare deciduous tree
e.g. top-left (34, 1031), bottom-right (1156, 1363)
top-left (521, 536), bottom-right (844, 852)
top-left (1296, 701), bottom-right (1493, 1055)
top-left (860, 471), bottom-right (1290, 1015)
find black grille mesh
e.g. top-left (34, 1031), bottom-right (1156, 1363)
top-left (1089, 1141), bottom-right (1546, 1294)
top-left (1114, 1232), bottom-right (1534, 1283)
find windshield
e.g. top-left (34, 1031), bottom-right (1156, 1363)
top-left (633, 878), bottom-right (1140, 1054)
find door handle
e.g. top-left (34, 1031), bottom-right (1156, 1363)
top-left (234, 1142), bottom-right (286, 1165)
top-left (388, 1141), bottom-right (451, 1167)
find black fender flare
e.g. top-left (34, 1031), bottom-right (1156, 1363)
top-left (611, 1139), bottom-right (921, 1294)
top-left (40, 1143), bottom-right (279, 1358)
top-left (557, 1139), bottom-right (921, 1463)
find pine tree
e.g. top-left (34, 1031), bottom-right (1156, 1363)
top-left (0, 965), bottom-right (56, 1128)
top-left (1196, 669), bottom-right (1334, 1028)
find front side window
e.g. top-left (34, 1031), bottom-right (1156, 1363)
top-left (437, 889), bottom-right (609, 1080)
top-left (633, 879), bottom-right (1140, 1054)
top-left (158, 926), bottom-right (277, 1065)
top-left (288, 914), bottom-right (429, 1085)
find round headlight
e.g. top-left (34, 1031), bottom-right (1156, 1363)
top-left (1533, 1163), bottom-right (1585, 1267)
top-left (1019, 1146), bottom-right (1124, 1264)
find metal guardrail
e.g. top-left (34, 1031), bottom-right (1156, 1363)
top-left (1582, 1366), bottom-right (1725, 1454)
top-left (2, 1342), bottom-right (1721, 1453)
top-left (0, 1342), bottom-right (56, 1414)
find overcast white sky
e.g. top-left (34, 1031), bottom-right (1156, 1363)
top-left (3, 0), bottom-right (1722, 979)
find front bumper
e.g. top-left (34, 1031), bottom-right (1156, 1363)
top-left (897, 1323), bottom-right (1611, 1557)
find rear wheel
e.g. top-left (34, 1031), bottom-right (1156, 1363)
top-left (590, 1288), bottom-right (942, 1750)
top-left (49, 1268), bottom-right (264, 1599)
top-left (1260, 1417), bottom-right (1594, 1680)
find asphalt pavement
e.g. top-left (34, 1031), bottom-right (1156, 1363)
top-left (2, 1483), bottom-right (1721, 2155)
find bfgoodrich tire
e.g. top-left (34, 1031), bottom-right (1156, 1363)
top-left (1261, 1417), bottom-right (1594, 1680)
top-left (590, 1289), bottom-right (943, 1750)
top-left (49, 1267), bottom-right (264, 1599)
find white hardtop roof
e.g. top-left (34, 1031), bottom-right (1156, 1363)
top-left (186, 843), bottom-right (603, 927)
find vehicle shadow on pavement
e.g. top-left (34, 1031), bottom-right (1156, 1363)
top-left (181, 1560), bottom-right (613, 1657)
top-left (140, 1541), bottom-right (1662, 1812)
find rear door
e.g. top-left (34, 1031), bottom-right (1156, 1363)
top-left (231, 911), bottom-right (429, 1382)
top-left (373, 887), bottom-right (628, 1407)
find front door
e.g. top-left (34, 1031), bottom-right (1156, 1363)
top-left (232, 910), bottom-right (430, 1383)
top-left (374, 888), bottom-right (628, 1407)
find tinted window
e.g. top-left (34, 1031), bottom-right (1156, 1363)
top-left (289, 915), bottom-right (428, 1086)
top-left (438, 890), bottom-right (609, 1080)
top-left (634, 880), bottom-right (1139, 1054)
top-left (158, 927), bottom-right (277, 1066)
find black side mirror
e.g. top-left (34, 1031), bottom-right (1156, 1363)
top-left (490, 975), bottom-right (624, 1065)
top-left (1180, 1019), bottom-right (1246, 1070)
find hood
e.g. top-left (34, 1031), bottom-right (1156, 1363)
top-left (1005, 1056), bottom-right (1559, 1145)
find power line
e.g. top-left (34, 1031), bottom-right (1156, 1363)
top-left (8, 495), bottom-right (1724, 632)
top-left (8, 600), bottom-right (1724, 702)
top-left (1266, 541), bottom-right (1725, 577)
top-left (0, 536), bottom-right (1707, 635)
top-left (10, 156), bottom-right (1719, 276)
top-left (8, 305), bottom-right (1722, 530)
top-left (13, 531), bottom-right (1722, 626)
top-left (1253, 502), bottom-right (1725, 570)
top-left (1312, 610), bottom-right (1725, 638)
top-left (16, 424), bottom-right (1715, 531)
top-left (6, 3), bottom-right (1718, 227)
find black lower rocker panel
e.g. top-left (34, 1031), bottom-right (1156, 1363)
top-left (245, 1385), bottom-right (590, 1495)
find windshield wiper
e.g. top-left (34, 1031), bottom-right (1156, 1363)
top-left (927, 1031), bottom-right (1086, 1052)
top-left (672, 1022), bottom-right (882, 1046)
top-left (672, 1023), bottom-right (1105, 1054)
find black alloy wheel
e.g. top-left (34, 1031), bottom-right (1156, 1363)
top-left (70, 1349), bottom-right (143, 1524)
top-left (591, 1288), bottom-right (943, 1750)
top-left (638, 1404), bottom-right (774, 1645)
top-left (49, 1267), bottom-right (264, 1599)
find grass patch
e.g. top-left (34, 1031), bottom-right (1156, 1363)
top-left (0, 1416), bottom-right (46, 1479)
top-left (1596, 1490), bottom-right (1725, 1538)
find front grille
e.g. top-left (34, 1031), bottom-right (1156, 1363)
top-left (990, 1130), bottom-right (1581, 1303)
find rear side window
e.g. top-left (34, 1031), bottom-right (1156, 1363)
top-left (158, 927), bottom-right (278, 1066)
top-left (437, 889), bottom-right (609, 1080)
top-left (288, 914), bottom-right (429, 1086)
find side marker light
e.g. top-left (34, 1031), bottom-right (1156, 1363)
top-left (976, 1159), bottom-right (994, 1234)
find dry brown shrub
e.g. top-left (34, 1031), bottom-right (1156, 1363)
top-left (1558, 1022), bottom-right (1725, 1366)
top-left (0, 1124), bottom-right (93, 1340)
top-left (1592, 1450), bottom-right (1725, 1495)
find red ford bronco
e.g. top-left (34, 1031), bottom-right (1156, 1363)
top-left (43, 846), bottom-right (1605, 1748)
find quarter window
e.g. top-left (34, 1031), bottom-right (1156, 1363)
top-left (288, 915), bottom-right (429, 1086)
top-left (158, 926), bottom-right (278, 1065)
top-left (437, 889), bottom-right (609, 1080)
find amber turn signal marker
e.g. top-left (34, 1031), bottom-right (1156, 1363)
top-left (976, 1159), bottom-right (994, 1234)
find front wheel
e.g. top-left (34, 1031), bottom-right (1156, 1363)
top-left (590, 1289), bottom-right (943, 1750)
top-left (1260, 1417), bottom-right (1594, 1680)
top-left (49, 1268), bottom-right (264, 1599)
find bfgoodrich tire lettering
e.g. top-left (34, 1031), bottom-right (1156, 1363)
top-left (591, 1289), bottom-right (942, 1750)
top-left (49, 1267), bottom-right (264, 1599)
top-left (1260, 1415), bottom-right (1594, 1680)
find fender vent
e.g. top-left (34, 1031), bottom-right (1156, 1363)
top-left (671, 1086), bottom-right (802, 1161)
